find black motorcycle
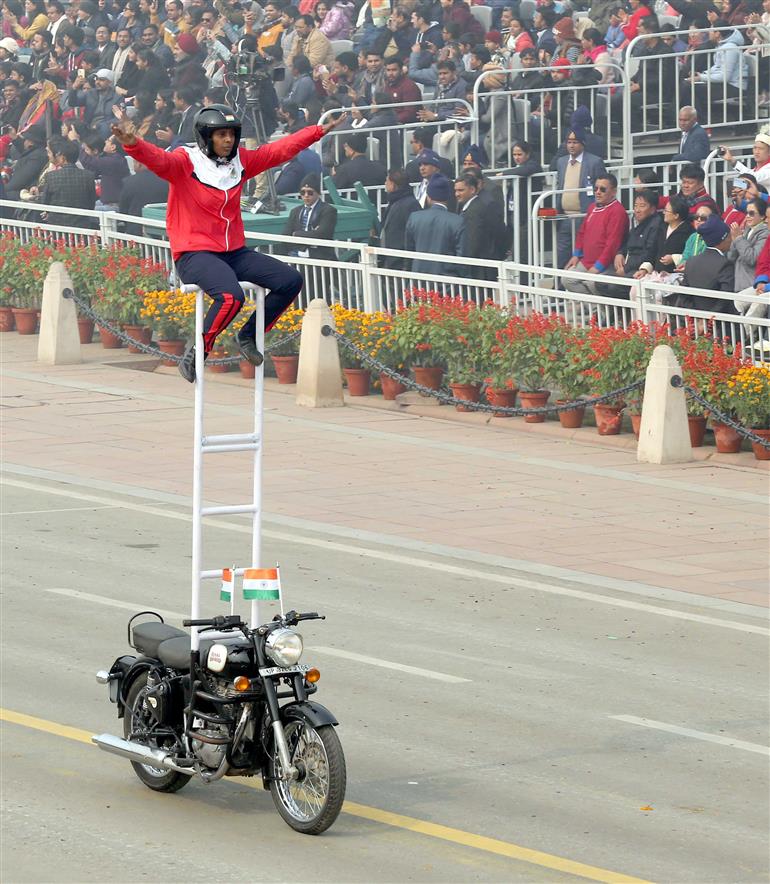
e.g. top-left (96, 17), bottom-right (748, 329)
top-left (93, 610), bottom-right (346, 835)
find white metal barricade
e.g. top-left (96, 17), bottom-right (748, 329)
top-left (180, 282), bottom-right (267, 652)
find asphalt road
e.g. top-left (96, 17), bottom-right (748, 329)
top-left (1, 476), bottom-right (768, 883)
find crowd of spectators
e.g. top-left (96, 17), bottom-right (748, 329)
top-left (1, 0), bottom-right (769, 317)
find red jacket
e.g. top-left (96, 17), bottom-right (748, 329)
top-left (124, 126), bottom-right (324, 260)
top-left (755, 235), bottom-right (770, 286)
top-left (385, 75), bottom-right (423, 124)
top-left (573, 199), bottom-right (629, 272)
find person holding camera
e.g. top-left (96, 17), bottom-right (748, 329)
top-left (719, 134), bottom-right (770, 188)
top-left (67, 67), bottom-right (118, 138)
top-left (111, 103), bottom-right (347, 383)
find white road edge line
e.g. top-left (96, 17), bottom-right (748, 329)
top-left (610, 715), bottom-right (770, 756)
top-left (43, 588), bottom-right (470, 684)
top-left (5, 476), bottom-right (767, 638)
top-left (0, 505), bottom-right (120, 516)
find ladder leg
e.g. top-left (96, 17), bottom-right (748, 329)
top-left (191, 287), bottom-right (205, 652)
top-left (250, 287), bottom-right (265, 629)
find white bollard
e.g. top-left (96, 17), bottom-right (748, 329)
top-left (295, 299), bottom-right (343, 407)
top-left (637, 344), bottom-right (693, 464)
top-left (37, 262), bottom-right (81, 365)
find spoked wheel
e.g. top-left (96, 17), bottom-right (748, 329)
top-left (269, 721), bottom-right (346, 834)
top-left (123, 672), bottom-right (191, 793)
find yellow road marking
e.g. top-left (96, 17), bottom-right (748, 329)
top-left (1, 708), bottom-right (653, 884)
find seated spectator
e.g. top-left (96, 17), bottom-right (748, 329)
top-left (381, 56), bottom-right (421, 126)
top-left (676, 204), bottom-right (713, 269)
top-left (564, 173), bottom-right (629, 295)
top-left (378, 167), bottom-right (421, 269)
top-left (320, 50), bottom-right (357, 104)
top-left (353, 48), bottom-right (386, 103)
top-left (286, 54), bottom-right (316, 106)
top-left (678, 163), bottom-right (719, 217)
top-left (405, 174), bottom-right (465, 276)
top-left (483, 30), bottom-right (508, 67)
top-left (276, 146), bottom-right (322, 195)
top-left (404, 127), bottom-right (454, 182)
top-left (605, 189), bottom-right (665, 286)
top-left (0, 38), bottom-right (19, 63)
top-left (577, 27), bottom-right (614, 84)
top-left (0, 78), bottom-right (23, 130)
top-left (723, 177), bottom-right (750, 227)
top-left (35, 136), bottom-right (96, 227)
top-left (671, 106), bottom-right (711, 164)
top-left (728, 198), bottom-right (770, 296)
top-left (80, 130), bottom-right (129, 210)
top-left (603, 6), bottom-right (625, 52)
top-left (4, 124), bottom-right (47, 201)
top-left (503, 17), bottom-right (534, 55)
top-left (532, 9), bottom-right (557, 57)
top-left (659, 23), bottom-right (688, 55)
top-left (552, 16), bottom-right (580, 63)
top-left (117, 158), bottom-right (169, 235)
top-left (736, 228), bottom-right (770, 317)
top-left (363, 91), bottom-right (401, 167)
top-left (719, 134), bottom-right (770, 189)
top-left (331, 131), bottom-right (387, 190)
top-left (66, 67), bottom-right (118, 138)
top-left (686, 20), bottom-right (748, 123)
top-left (676, 216), bottom-right (737, 314)
top-left (318, 0), bottom-right (354, 41)
top-left (416, 59), bottom-right (466, 123)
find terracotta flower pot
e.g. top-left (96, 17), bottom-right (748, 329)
top-left (12, 307), bottom-right (38, 335)
top-left (239, 358), bottom-right (256, 379)
top-left (688, 414), bottom-right (707, 448)
top-left (630, 412), bottom-right (642, 439)
top-left (486, 386), bottom-right (518, 417)
top-left (271, 354), bottom-right (299, 384)
top-left (413, 365), bottom-right (444, 391)
top-left (157, 339), bottom-right (184, 366)
top-left (380, 372), bottom-right (407, 400)
top-left (519, 389), bottom-right (551, 423)
top-left (123, 324), bottom-right (152, 353)
top-left (343, 367), bottom-right (371, 396)
top-left (208, 349), bottom-right (233, 373)
top-left (77, 317), bottom-right (95, 344)
top-left (556, 400), bottom-right (585, 429)
top-left (449, 382), bottom-right (482, 412)
top-left (594, 403), bottom-right (624, 435)
top-left (711, 421), bottom-right (742, 453)
top-left (0, 306), bottom-right (15, 332)
top-left (750, 428), bottom-right (770, 461)
top-left (98, 325), bottom-right (123, 349)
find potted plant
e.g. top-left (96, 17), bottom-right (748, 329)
top-left (331, 304), bottom-right (390, 396)
top-left (542, 321), bottom-right (592, 429)
top-left (375, 329), bottom-right (412, 400)
top-left (141, 288), bottom-right (196, 364)
top-left (0, 236), bottom-right (50, 333)
top-left (391, 291), bottom-right (446, 390)
top-left (726, 365), bottom-right (770, 460)
top-left (265, 305), bottom-right (303, 384)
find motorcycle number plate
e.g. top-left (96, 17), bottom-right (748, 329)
top-left (259, 665), bottom-right (309, 677)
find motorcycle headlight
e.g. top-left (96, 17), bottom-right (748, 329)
top-left (265, 628), bottom-right (303, 667)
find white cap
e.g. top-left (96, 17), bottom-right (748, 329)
top-left (94, 68), bottom-right (115, 82)
top-left (0, 37), bottom-right (20, 55)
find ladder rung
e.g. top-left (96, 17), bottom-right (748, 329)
top-left (203, 433), bottom-right (258, 445)
top-left (202, 442), bottom-right (259, 454)
top-left (201, 504), bottom-right (258, 517)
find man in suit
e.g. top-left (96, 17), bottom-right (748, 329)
top-left (405, 127), bottom-right (454, 183)
top-left (405, 175), bottom-right (465, 276)
top-left (93, 24), bottom-right (116, 69)
top-left (554, 128), bottom-right (607, 269)
top-left (283, 174), bottom-right (338, 298)
top-left (454, 172), bottom-right (499, 280)
top-left (671, 106), bottom-right (711, 164)
top-left (677, 216), bottom-right (736, 315)
top-left (379, 168), bottom-right (421, 269)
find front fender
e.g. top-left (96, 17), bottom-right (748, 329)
top-left (281, 700), bottom-right (339, 728)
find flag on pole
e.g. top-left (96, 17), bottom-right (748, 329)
top-left (220, 568), bottom-right (234, 602)
top-left (243, 567), bottom-right (280, 601)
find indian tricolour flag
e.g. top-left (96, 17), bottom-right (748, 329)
top-left (220, 568), bottom-right (234, 602)
top-left (243, 567), bottom-right (281, 601)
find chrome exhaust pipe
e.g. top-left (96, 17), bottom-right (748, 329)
top-left (92, 733), bottom-right (193, 775)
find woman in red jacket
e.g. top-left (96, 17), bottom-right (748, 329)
top-left (111, 104), bottom-right (345, 381)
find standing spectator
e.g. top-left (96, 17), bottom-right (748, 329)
top-left (67, 67), bottom-right (118, 137)
top-left (564, 172), bottom-right (629, 294)
top-left (382, 55), bottom-right (420, 124)
top-left (678, 163), bottom-right (719, 217)
top-left (80, 130), bottom-right (129, 209)
top-left (288, 13), bottom-right (334, 71)
top-left (36, 135), bottom-right (96, 226)
top-left (331, 130), bottom-right (386, 189)
top-left (404, 127), bottom-right (453, 182)
top-left (727, 198), bottom-right (770, 294)
top-left (599, 189), bottom-right (664, 293)
top-left (554, 127), bottom-right (606, 269)
top-left (283, 173), bottom-right (337, 258)
top-left (677, 216), bottom-right (736, 313)
top-left (412, 147), bottom-right (443, 206)
top-left (405, 174), bottom-right (465, 275)
top-left (378, 167), bottom-right (420, 269)
top-left (550, 106), bottom-right (605, 168)
top-left (719, 134), bottom-right (770, 189)
top-left (671, 106), bottom-right (711, 164)
top-left (454, 172), bottom-right (499, 278)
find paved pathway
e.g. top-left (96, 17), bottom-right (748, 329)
top-left (2, 335), bottom-right (767, 608)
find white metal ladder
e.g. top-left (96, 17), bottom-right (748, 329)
top-left (181, 282), bottom-right (265, 655)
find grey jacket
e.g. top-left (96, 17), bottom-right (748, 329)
top-left (405, 204), bottom-right (466, 275)
top-left (727, 223), bottom-right (770, 292)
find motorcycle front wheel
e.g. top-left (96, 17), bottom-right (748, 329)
top-left (269, 721), bottom-right (346, 835)
top-left (123, 672), bottom-right (192, 793)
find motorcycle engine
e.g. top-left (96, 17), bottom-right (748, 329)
top-left (191, 719), bottom-right (229, 769)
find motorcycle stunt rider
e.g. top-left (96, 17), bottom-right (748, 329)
top-left (111, 105), bottom-right (347, 382)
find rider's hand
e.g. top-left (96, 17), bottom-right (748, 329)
top-left (320, 112), bottom-right (349, 135)
top-left (111, 111), bottom-right (138, 146)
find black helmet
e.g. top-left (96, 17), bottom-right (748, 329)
top-left (193, 104), bottom-right (242, 161)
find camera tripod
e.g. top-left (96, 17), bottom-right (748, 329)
top-left (242, 91), bottom-right (282, 215)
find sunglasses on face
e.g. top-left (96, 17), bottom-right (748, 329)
top-left (695, 214), bottom-right (709, 220)
top-left (594, 185), bottom-right (610, 192)
top-left (745, 210), bottom-right (759, 217)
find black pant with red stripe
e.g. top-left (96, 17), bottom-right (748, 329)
top-left (176, 247), bottom-right (303, 355)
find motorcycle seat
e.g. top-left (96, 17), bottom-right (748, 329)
top-left (132, 621), bottom-right (187, 658)
top-left (156, 636), bottom-right (199, 670)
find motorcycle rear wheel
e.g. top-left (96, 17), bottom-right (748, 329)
top-left (123, 672), bottom-right (192, 793)
top-left (269, 721), bottom-right (346, 835)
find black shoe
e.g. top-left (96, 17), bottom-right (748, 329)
top-left (178, 344), bottom-right (197, 383)
top-left (236, 331), bottom-right (264, 367)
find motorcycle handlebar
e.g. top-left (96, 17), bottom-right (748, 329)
top-left (183, 615), bottom-right (244, 629)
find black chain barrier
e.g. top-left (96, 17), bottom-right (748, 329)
top-left (321, 325), bottom-right (645, 417)
top-left (64, 289), bottom-right (301, 365)
top-left (670, 376), bottom-right (770, 451)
